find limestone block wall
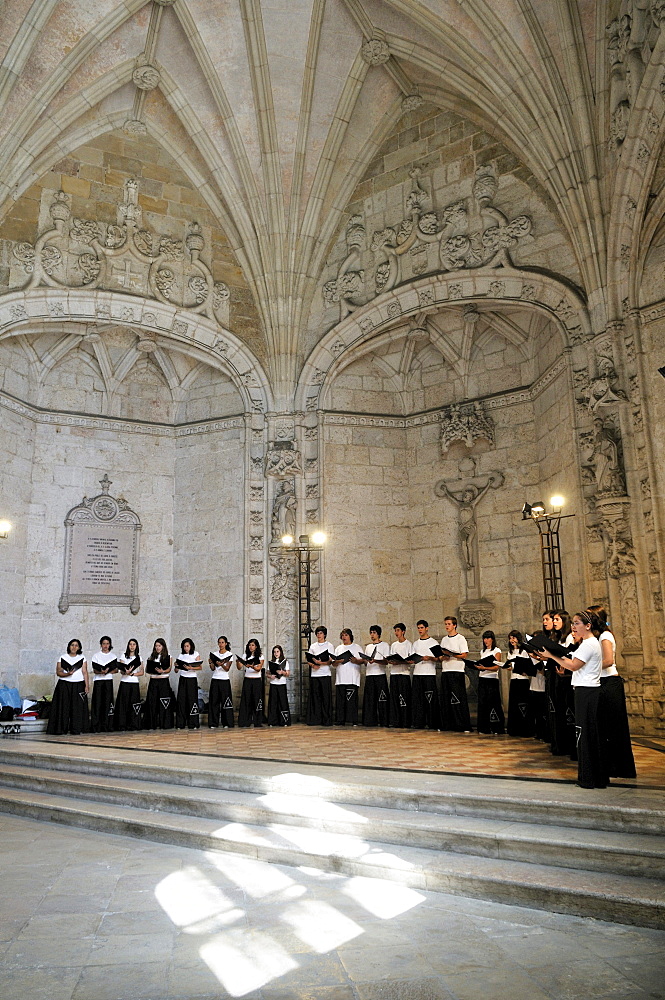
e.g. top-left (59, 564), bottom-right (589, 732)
top-left (173, 427), bottom-right (246, 702)
top-left (321, 420), bottom-right (414, 632)
top-left (14, 418), bottom-right (176, 700)
top-left (0, 405), bottom-right (35, 685)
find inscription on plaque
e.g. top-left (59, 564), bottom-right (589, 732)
top-left (59, 475), bottom-right (141, 614)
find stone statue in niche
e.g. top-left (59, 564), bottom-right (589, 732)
top-left (591, 416), bottom-right (627, 496)
top-left (271, 480), bottom-right (297, 542)
top-left (270, 554), bottom-right (299, 602)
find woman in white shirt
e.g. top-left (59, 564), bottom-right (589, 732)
top-left (306, 626), bottom-right (334, 726)
top-left (47, 638), bottom-right (89, 735)
top-left (208, 635), bottom-right (234, 729)
top-left (333, 628), bottom-right (364, 726)
top-left (175, 637), bottom-right (202, 730)
top-left (90, 636), bottom-right (117, 733)
top-left (237, 638), bottom-right (265, 728)
top-left (588, 605), bottom-right (636, 779)
top-left (537, 611), bottom-right (607, 788)
top-left (362, 625), bottom-right (390, 727)
top-left (267, 644), bottom-right (291, 727)
top-left (114, 638), bottom-right (143, 731)
top-left (504, 630), bottom-right (531, 737)
top-left (476, 630), bottom-right (504, 735)
top-left (144, 638), bottom-right (174, 730)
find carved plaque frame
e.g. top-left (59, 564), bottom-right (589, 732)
top-left (59, 475), bottom-right (141, 615)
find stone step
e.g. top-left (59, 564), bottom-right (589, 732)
top-left (0, 742), bottom-right (662, 835)
top-left (0, 761), bottom-right (662, 881)
top-left (0, 782), bottom-right (661, 929)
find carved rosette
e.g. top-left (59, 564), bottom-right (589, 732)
top-left (132, 62), bottom-right (161, 91)
top-left (362, 38), bottom-right (390, 65)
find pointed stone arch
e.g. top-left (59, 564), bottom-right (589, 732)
top-left (297, 268), bottom-right (589, 410)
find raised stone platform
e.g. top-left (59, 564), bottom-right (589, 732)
top-left (0, 737), bottom-right (662, 930)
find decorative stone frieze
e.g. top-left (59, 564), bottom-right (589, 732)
top-left (439, 401), bottom-right (494, 454)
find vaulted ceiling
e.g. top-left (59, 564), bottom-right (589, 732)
top-left (0, 1), bottom-right (663, 399)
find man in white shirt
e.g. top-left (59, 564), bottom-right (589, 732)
top-left (440, 616), bottom-right (471, 732)
top-left (362, 625), bottom-right (391, 727)
top-left (306, 626), bottom-right (334, 726)
top-left (388, 623), bottom-right (412, 728)
top-left (411, 619), bottom-right (442, 730)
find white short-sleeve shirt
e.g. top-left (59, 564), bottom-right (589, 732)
top-left (571, 636), bottom-right (602, 688)
top-left (478, 646), bottom-right (501, 680)
top-left (440, 632), bottom-right (468, 673)
top-left (59, 652), bottom-right (85, 683)
top-left (412, 637), bottom-right (439, 676)
top-left (210, 651), bottom-right (233, 680)
top-left (389, 639), bottom-right (413, 676)
top-left (309, 641), bottom-right (334, 678)
top-left (334, 644), bottom-right (363, 686)
top-left (269, 658), bottom-right (289, 686)
top-left (91, 650), bottom-right (116, 681)
top-left (598, 630), bottom-right (618, 678)
top-left (365, 641), bottom-right (390, 676)
top-left (177, 651), bottom-right (201, 678)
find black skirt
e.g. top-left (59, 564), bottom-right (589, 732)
top-left (176, 676), bottom-right (200, 729)
top-left (506, 680), bottom-right (531, 737)
top-left (599, 676), bottom-right (636, 778)
top-left (335, 684), bottom-right (359, 725)
top-left (574, 686), bottom-right (608, 788)
top-left (267, 684), bottom-right (291, 726)
top-left (208, 677), bottom-right (235, 728)
top-left (529, 689), bottom-right (549, 741)
top-left (114, 681), bottom-right (142, 731)
top-left (90, 680), bottom-right (115, 732)
top-left (47, 679), bottom-right (89, 735)
top-left (307, 674), bottom-right (332, 726)
top-left (411, 675), bottom-right (441, 730)
top-left (362, 674), bottom-right (389, 727)
top-left (388, 674), bottom-right (411, 728)
top-left (440, 672), bottom-right (471, 731)
top-left (238, 677), bottom-right (265, 727)
top-left (477, 677), bottom-right (505, 734)
top-left (144, 677), bottom-right (174, 729)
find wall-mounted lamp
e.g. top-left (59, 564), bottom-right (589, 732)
top-left (0, 519), bottom-right (12, 539)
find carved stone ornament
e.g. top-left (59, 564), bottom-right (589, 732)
top-left (402, 94), bottom-right (424, 113)
top-left (59, 474), bottom-right (141, 615)
top-left (440, 400), bottom-right (494, 454)
top-left (580, 414), bottom-right (627, 497)
top-left (10, 184), bottom-right (229, 325)
top-left (123, 119), bottom-right (148, 136)
top-left (362, 38), bottom-right (390, 65)
top-left (132, 60), bottom-right (161, 91)
top-left (265, 441), bottom-right (303, 478)
top-left (322, 216), bottom-right (365, 318)
top-left (270, 554), bottom-right (299, 602)
top-left (271, 479), bottom-right (297, 542)
top-left (155, 0), bottom-right (178, 5)
top-left (458, 599), bottom-right (494, 634)
top-left (356, 165), bottom-right (533, 312)
top-left (596, 498), bottom-right (638, 579)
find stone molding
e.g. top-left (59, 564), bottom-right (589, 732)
top-left (321, 355), bottom-right (567, 427)
top-left (0, 389), bottom-right (244, 439)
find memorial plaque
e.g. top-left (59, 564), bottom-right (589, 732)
top-left (59, 475), bottom-right (141, 614)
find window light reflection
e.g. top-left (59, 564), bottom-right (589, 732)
top-left (200, 931), bottom-right (298, 997)
top-left (280, 899), bottom-right (364, 952)
top-left (342, 876), bottom-right (425, 919)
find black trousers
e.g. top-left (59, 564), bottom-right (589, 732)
top-left (47, 679), bottom-right (89, 735)
top-left (114, 682), bottom-right (142, 730)
top-left (599, 676), bottom-right (636, 778)
top-left (307, 675), bottom-right (332, 726)
top-left (506, 681), bottom-right (531, 737)
top-left (411, 675), bottom-right (441, 729)
top-left (362, 675), bottom-right (389, 726)
top-left (238, 677), bottom-right (265, 727)
top-left (267, 684), bottom-right (291, 726)
top-left (575, 686), bottom-right (608, 788)
top-left (144, 677), bottom-right (174, 729)
top-left (388, 674), bottom-right (411, 727)
top-left (208, 678), bottom-right (235, 727)
top-left (529, 689), bottom-right (549, 740)
top-left (90, 680), bottom-right (114, 732)
top-left (176, 676), bottom-right (200, 729)
top-left (477, 678), bottom-right (505, 734)
top-left (335, 684), bottom-right (359, 725)
top-left (440, 672), bottom-right (471, 731)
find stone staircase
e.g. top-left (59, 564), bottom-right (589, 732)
top-left (0, 741), bottom-right (662, 929)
